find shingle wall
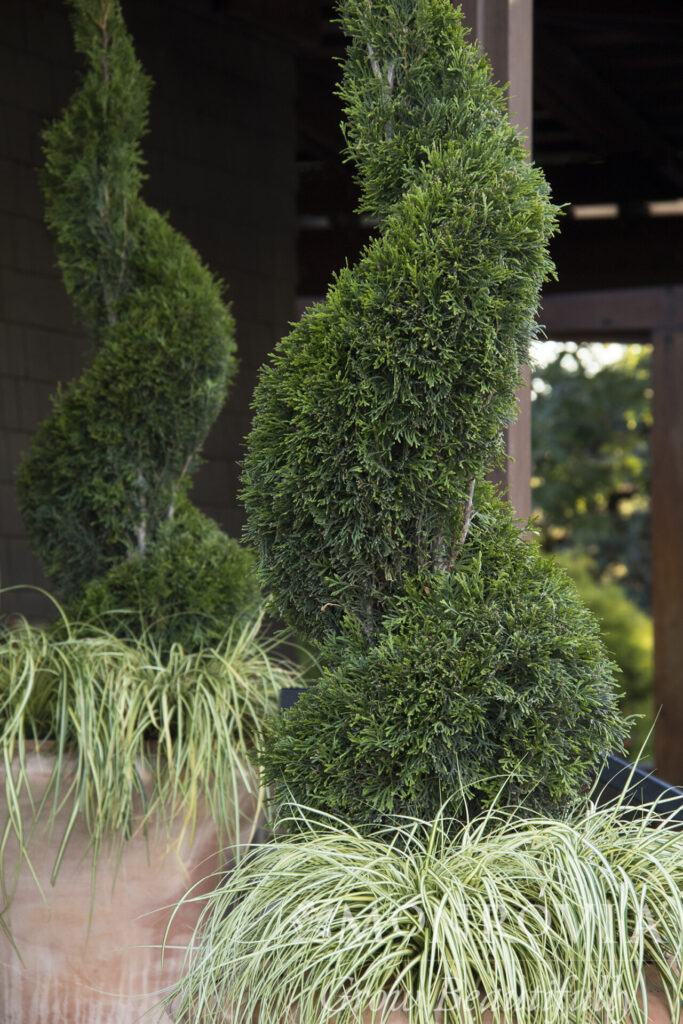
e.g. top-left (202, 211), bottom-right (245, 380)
top-left (0, 0), bottom-right (297, 618)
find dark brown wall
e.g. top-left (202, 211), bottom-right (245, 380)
top-left (0, 0), bottom-right (297, 618)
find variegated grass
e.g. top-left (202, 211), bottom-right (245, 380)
top-left (166, 795), bottom-right (683, 1024)
top-left (0, 597), bottom-right (295, 907)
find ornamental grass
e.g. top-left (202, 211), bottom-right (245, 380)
top-left (167, 795), bottom-right (683, 1024)
top-left (0, 603), bottom-right (292, 898)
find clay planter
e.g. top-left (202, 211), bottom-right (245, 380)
top-left (0, 745), bottom-right (258, 1024)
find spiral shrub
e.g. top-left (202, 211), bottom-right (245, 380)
top-left (70, 497), bottom-right (261, 652)
top-left (243, 0), bottom-right (557, 642)
top-left (249, 0), bottom-right (627, 825)
top-left (17, 0), bottom-right (253, 645)
top-left (263, 495), bottom-right (628, 825)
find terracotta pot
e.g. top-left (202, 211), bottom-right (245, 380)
top-left (0, 746), bottom-right (259, 1024)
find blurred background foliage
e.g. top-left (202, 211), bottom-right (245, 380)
top-left (531, 343), bottom-right (653, 754)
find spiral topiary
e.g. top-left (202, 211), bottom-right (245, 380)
top-left (17, 0), bottom-right (257, 645)
top-left (262, 492), bottom-right (627, 825)
top-left (247, 0), bottom-right (628, 825)
top-left (244, 0), bottom-right (558, 643)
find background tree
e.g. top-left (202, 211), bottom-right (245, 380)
top-left (16, 0), bottom-right (258, 649)
top-left (532, 344), bottom-right (651, 609)
top-left (532, 344), bottom-right (653, 751)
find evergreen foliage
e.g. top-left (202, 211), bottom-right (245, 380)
top-left (242, 0), bottom-right (557, 642)
top-left (17, 0), bottom-right (244, 642)
top-left (70, 498), bottom-right (261, 652)
top-left (250, 0), bottom-right (628, 827)
top-left (263, 497), bottom-right (627, 825)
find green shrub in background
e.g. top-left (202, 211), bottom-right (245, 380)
top-left (246, 0), bottom-right (627, 827)
top-left (16, 0), bottom-right (254, 646)
top-left (553, 549), bottom-right (654, 754)
top-left (532, 344), bottom-right (652, 611)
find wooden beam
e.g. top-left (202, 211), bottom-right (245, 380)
top-left (547, 216), bottom-right (683, 293)
top-left (542, 285), bottom-right (683, 339)
top-left (535, 28), bottom-right (683, 191)
top-left (652, 330), bottom-right (683, 784)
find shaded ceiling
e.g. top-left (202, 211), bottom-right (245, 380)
top-left (226, 0), bottom-right (683, 295)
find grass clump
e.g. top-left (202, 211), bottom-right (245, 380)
top-left (0, 606), bottom-right (292, 891)
top-left (168, 799), bottom-right (683, 1024)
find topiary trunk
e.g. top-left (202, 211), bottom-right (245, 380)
top-left (244, 0), bottom-right (628, 826)
top-left (17, 0), bottom-right (258, 648)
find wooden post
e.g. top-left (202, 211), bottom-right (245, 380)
top-left (652, 330), bottom-right (683, 784)
top-left (459, 0), bottom-right (534, 519)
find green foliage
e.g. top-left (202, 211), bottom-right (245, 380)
top-left (554, 549), bottom-right (653, 753)
top-left (167, 802), bottom-right (683, 1024)
top-left (0, 605), bottom-right (294, 887)
top-left (70, 498), bottom-right (260, 652)
top-left (16, 0), bottom-right (239, 607)
top-left (246, 0), bottom-right (625, 831)
top-left (262, 499), bottom-right (627, 828)
top-left (242, 0), bottom-right (558, 642)
top-left (532, 344), bottom-right (651, 610)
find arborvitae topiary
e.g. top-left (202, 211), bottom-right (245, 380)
top-left (248, 0), bottom-right (628, 824)
top-left (17, 0), bottom-right (256, 645)
top-left (70, 496), bottom-right (260, 652)
top-left (243, 0), bottom-right (557, 643)
top-left (263, 493), bottom-right (627, 825)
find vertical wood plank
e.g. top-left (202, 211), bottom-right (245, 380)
top-left (652, 330), bottom-right (683, 783)
top-left (458, 0), bottom-right (534, 519)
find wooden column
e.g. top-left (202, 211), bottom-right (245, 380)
top-left (459, 0), bottom-right (534, 519)
top-left (652, 330), bottom-right (683, 784)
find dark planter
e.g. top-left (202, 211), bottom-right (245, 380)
top-left (597, 754), bottom-right (683, 820)
top-left (279, 687), bottom-right (306, 711)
